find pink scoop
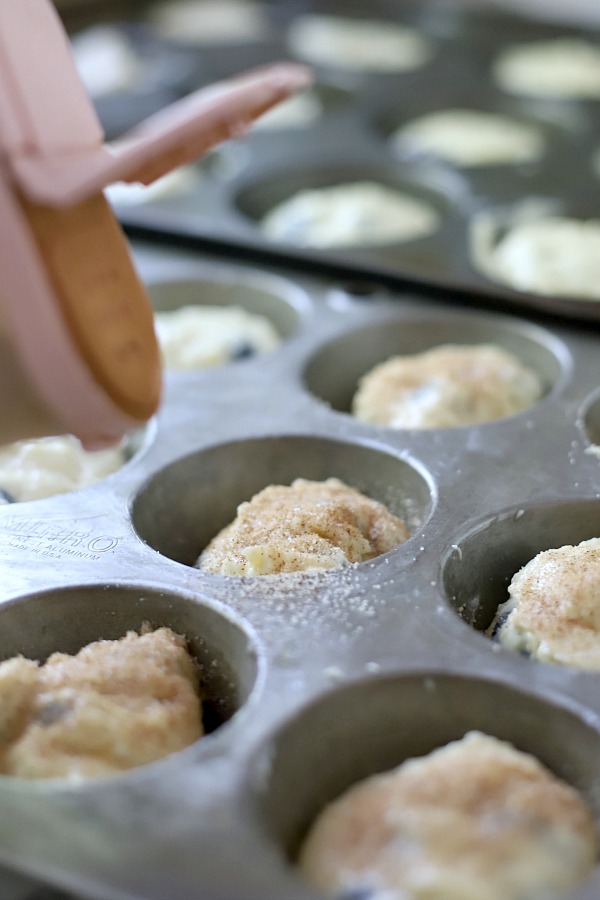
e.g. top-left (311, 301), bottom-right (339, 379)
top-left (0, 0), bottom-right (312, 448)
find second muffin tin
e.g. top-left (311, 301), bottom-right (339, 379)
top-left (94, 0), bottom-right (600, 323)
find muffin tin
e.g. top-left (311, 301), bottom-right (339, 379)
top-left (85, 0), bottom-right (600, 323)
top-left (0, 236), bottom-right (599, 899)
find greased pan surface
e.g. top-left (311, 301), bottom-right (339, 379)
top-left (96, 0), bottom-right (600, 323)
top-left (0, 240), bottom-right (599, 898)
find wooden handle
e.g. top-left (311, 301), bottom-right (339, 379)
top-left (19, 191), bottom-right (161, 422)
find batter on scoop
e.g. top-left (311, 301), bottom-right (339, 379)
top-left (197, 477), bottom-right (409, 576)
top-left (0, 306), bottom-right (279, 502)
top-left (0, 627), bottom-right (202, 780)
top-left (300, 731), bottom-right (596, 900)
top-left (352, 344), bottom-right (542, 430)
top-left (490, 537), bottom-right (600, 669)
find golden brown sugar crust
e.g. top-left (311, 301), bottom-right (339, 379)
top-left (198, 477), bottom-right (409, 576)
top-left (352, 344), bottom-right (542, 429)
top-left (0, 628), bottom-right (203, 780)
top-left (300, 732), bottom-right (597, 900)
top-left (493, 538), bottom-right (600, 669)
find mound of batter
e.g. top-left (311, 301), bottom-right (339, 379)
top-left (197, 477), bottom-right (409, 576)
top-left (287, 15), bottom-right (432, 73)
top-left (150, 0), bottom-right (271, 44)
top-left (352, 344), bottom-right (542, 430)
top-left (261, 182), bottom-right (440, 249)
top-left (154, 304), bottom-right (281, 369)
top-left (392, 109), bottom-right (545, 167)
top-left (0, 627), bottom-right (202, 780)
top-left (300, 731), bottom-right (596, 900)
top-left (253, 89), bottom-right (323, 131)
top-left (494, 39), bottom-right (600, 99)
top-left (71, 25), bottom-right (141, 98)
top-left (489, 537), bottom-right (600, 669)
top-left (105, 166), bottom-right (201, 207)
top-left (472, 215), bottom-right (600, 299)
top-left (0, 435), bottom-right (125, 503)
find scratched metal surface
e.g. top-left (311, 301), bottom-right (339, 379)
top-left (0, 240), bottom-right (599, 898)
top-left (86, 0), bottom-right (600, 324)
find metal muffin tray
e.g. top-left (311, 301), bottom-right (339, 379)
top-left (94, 0), bottom-right (600, 324)
top-left (1, 238), bottom-right (600, 899)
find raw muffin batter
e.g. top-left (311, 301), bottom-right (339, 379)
top-left (71, 25), bottom-right (141, 97)
top-left (0, 627), bottom-right (203, 780)
top-left (300, 731), bottom-right (597, 900)
top-left (490, 538), bottom-right (600, 669)
top-left (0, 435), bottom-right (125, 503)
top-left (392, 109), bottom-right (545, 167)
top-left (0, 305), bottom-right (279, 501)
top-left (197, 477), bottom-right (409, 575)
top-left (150, 0), bottom-right (271, 44)
top-left (154, 304), bottom-right (280, 369)
top-left (253, 89), bottom-right (323, 131)
top-left (494, 39), bottom-right (600, 98)
top-left (105, 166), bottom-right (201, 207)
top-left (352, 344), bottom-right (543, 429)
top-left (471, 215), bottom-right (600, 299)
top-left (287, 15), bottom-right (432, 73)
top-left (261, 182), bottom-right (440, 249)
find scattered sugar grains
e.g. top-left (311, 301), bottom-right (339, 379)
top-left (300, 732), bottom-right (597, 900)
top-left (0, 628), bottom-right (202, 780)
top-left (197, 478), bottom-right (409, 576)
top-left (352, 344), bottom-right (542, 429)
top-left (489, 538), bottom-right (600, 670)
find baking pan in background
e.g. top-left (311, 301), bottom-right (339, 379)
top-left (71, 0), bottom-right (600, 323)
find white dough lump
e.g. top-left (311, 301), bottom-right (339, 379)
top-left (300, 731), bottom-right (597, 900)
top-left (352, 344), bottom-right (542, 430)
top-left (490, 537), bottom-right (600, 670)
top-left (261, 182), bottom-right (440, 249)
top-left (472, 215), bottom-right (600, 300)
top-left (154, 305), bottom-right (280, 369)
top-left (287, 15), bottom-right (432, 73)
top-left (392, 109), bottom-right (545, 167)
top-left (0, 436), bottom-right (125, 503)
top-left (197, 477), bottom-right (409, 576)
top-left (494, 39), bottom-right (600, 98)
top-left (71, 26), bottom-right (141, 97)
top-left (253, 89), bottom-right (323, 131)
top-left (150, 0), bottom-right (271, 44)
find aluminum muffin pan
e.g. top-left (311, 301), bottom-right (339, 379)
top-left (0, 238), bottom-right (600, 899)
top-left (91, 0), bottom-right (600, 323)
